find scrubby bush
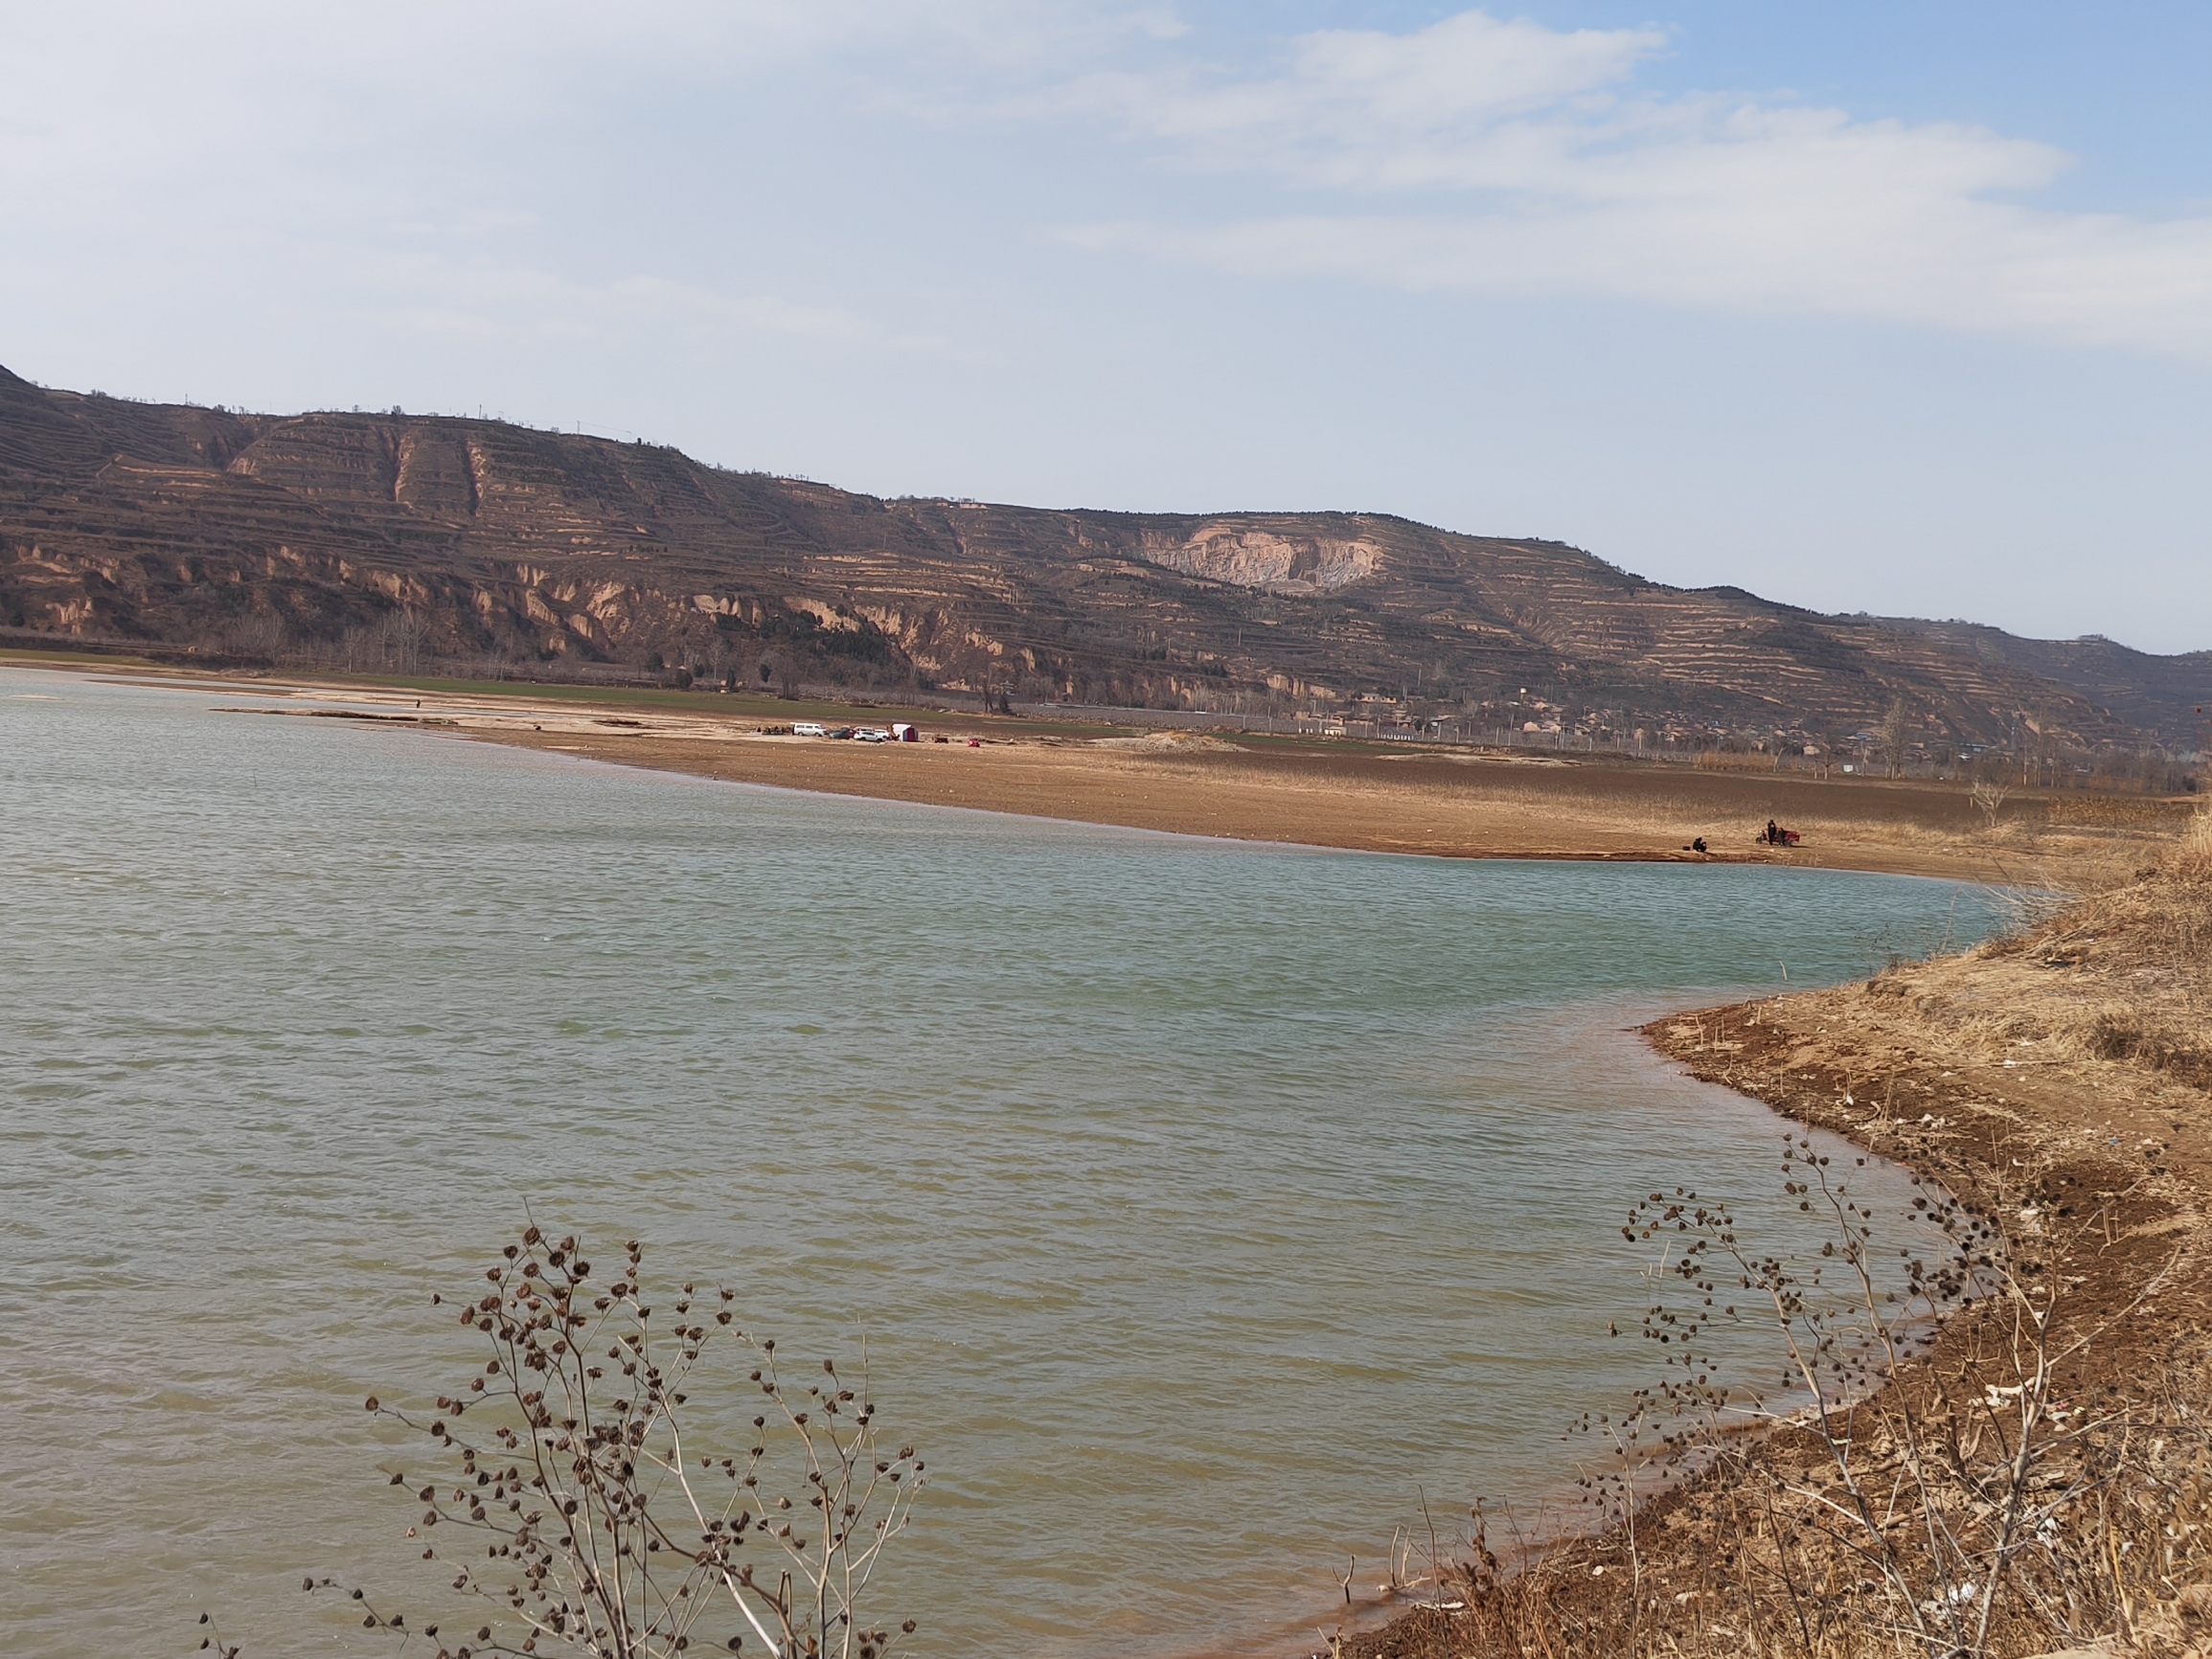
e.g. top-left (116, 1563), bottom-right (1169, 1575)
top-left (202, 1225), bottom-right (923, 1659)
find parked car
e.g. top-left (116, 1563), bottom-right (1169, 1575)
top-left (855, 727), bottom-right (890, 743)
top-left (792, 721), bottom-right (827, 737)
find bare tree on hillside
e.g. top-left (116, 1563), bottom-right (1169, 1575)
top-left (222, 613), bottom-right (289, 663)
top-left (1972, 778), bottom-right (2011, 830)
top-left (376, 610), bottom-right (427, 675)
top-left (1881, 696), bottom-right (1911, 779)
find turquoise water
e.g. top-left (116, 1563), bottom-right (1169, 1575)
top-left (0, 669), bottom-right (1991, 1657)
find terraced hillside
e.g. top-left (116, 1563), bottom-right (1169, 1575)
top-left (2, 365), bottom-right (2204, 752)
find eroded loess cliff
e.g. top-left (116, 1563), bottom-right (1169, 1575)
top-left (2, 365), bottom-right (2203, 749)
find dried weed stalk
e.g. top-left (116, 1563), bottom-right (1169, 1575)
top-left (207, 1223), bottom-right (923, 1659)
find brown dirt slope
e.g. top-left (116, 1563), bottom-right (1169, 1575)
top-left (1882, 620), bottom-right (2212, 750)
top-left (4, 365), bottom-right (2205, 747)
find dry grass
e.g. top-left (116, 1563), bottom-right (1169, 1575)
top-left (1361, 1341), bottom-right (2212, 1659)
top-left (2044, 797), bottom-right (2198, 830)
top-left (1882, 809), bottom-right (2212, 1091)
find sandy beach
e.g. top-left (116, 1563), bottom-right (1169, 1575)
top-left (43, 659), bottom-right (2184, 888)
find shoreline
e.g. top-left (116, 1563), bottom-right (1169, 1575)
top-left (22, 657), bottom-right (2190, 887)
top-left (174, 666), bottom-right (2183, 1658)
top-left (11, 656), bottom-right (2205, 1657)
top-left (1344, 836), bottom-right (2211, 1658)
top-left (324, 699), bottom-right (2212, 1659)
top-left (1199, 999), bottom-right (1958, 1659)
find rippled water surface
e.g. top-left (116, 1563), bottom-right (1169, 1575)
top-left (1, 670), bottom-right (1994, 1657)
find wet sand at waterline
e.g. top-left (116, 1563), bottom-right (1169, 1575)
top-left (59, 663), bottom-right (2193, 885)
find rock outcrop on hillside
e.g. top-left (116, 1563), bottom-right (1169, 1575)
top-left (2, 366), bottom-right (2204, 751)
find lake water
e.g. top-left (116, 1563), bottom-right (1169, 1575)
top-left (0, 669), bottom-right (1992, 1658)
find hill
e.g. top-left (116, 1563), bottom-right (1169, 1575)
top-left (2, 366), bottom-right (2204, 763)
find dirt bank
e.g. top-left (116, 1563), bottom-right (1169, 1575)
top-left (58, 663), bottom-right (2185, 885)
top-left (1341, 818), bottom-right (2212, 1659)
top-left (459, 723), bottom-right (2187, 886)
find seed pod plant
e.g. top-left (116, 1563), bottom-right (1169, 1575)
top-left (248, 1225), bottom-right (924, 1659)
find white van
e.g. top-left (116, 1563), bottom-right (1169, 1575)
top-left (792, 721), bottom-right (828, 738)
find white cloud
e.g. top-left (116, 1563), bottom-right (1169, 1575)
top-left (1077, 11), bottom-right (1662, 164)
top-left (1060, 10), bottom-right (2212, 358)
top-left (8, 3), bottom-right (2208, 365)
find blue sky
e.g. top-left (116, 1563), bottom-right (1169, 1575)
top-left (3, 2), bottom-right (2207, 651)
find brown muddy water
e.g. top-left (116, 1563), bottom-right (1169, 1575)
top-left (0, 670), bottom-right (1994, 1657)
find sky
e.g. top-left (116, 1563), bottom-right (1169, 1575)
top-left (2, 2), bottom-right (2207, 653)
